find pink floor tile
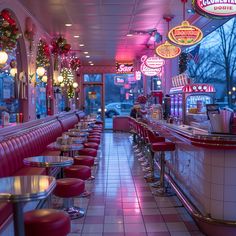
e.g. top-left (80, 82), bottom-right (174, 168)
top-left (162, 214), bottom-right (182, 222)
top-left (104, 223), bottom-right (124, 233)
top-left (123, 208), bottom-right (141, 216)
top-left (143, 215), bottom-right (164, 223)
top-left (124, 215), bottom-right (144, 223)
top-left (84, 216), bottom-right (104, 224)
top-left (124, 223), bottom-right (146, 233)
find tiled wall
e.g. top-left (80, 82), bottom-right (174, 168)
top-left (162, 131), bottom-right (236, 221)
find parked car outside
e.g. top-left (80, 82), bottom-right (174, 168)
top-left (98, 102), bottom-right (133, 118)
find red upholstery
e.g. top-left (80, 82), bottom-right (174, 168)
top-left (0, 203), bottom-right (12, 228)
top-left (87, 138), bottom-right (100, 145)
top-left (58, 115), bottom-right (79, 132)
top-left (83, 142), bottom-right (99, 150)
top-left (24, 209), bottom-right (70, 236)
top-left (74, 155), bottom-right (95, 167)
top-left (64, 165), bottom-right (91, 180)
top-left (78, 148), bottom-right (97, 157)
top-left (88, 135), bottom-right (100, 140)
top-left (54, 178), bottom-right (85, 198)
top-left (147, 129), bottom-right (165, 143)
top-left (0, 114), bottom-right (80, 230)
top-left (151, 142), bottom-right (175, 152)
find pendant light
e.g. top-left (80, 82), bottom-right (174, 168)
top-left (155, 16), bottom-right (181, 59)
top-left (0, 51), bottom-right (8, 65)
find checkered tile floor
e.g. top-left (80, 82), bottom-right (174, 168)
top-left (66, 132), bottom-right (205, 236)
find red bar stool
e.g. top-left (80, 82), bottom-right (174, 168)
top-left (78, 147), bottom-right (97, 157)
top-left (87, 138), bottom-right (100, 145)
top-left (54, 178), bottom-right (85, 219)
top-left (24, 209), bottom-right (70, 236)
top-left (150, 141), bottom-right (175, 196)
top-left (73, 155), bottom-right (95, 167)
top-left (83, 142), bottom-right (99, 150)
top-left (64, 165), bottom-right (93, 196)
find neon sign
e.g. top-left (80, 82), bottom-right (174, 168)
top-left (135, 71), bottom-right (142, 80)
top-left (193, 0), bottom-right (236, 17)
top-left (140, 55), bottom-right (164, 76)
top-left (114, 76), bottom-right (125, 85)
top-left (116, 62), bottom-right (133, 74)
top-left (155, 41), bottom-right (181, 59)
top-left (168, 21), bottom-right (203, 46)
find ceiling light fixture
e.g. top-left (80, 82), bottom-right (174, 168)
top-left (90, 63), bottom-right (94, 66)
top-left (65, 23), bottom-right (72, 27)
top-left (74, 35), bottom-right (80, 38)
top-left (79, 44), bottom-right (85, 47)
top-left (86, 55), bottom-right (90, 58)
top-left (84, 51), bottom-right (89, 54)
top-left (89, 61), bottom-right (93, 63)
top-left (126, 33), bottom-right (133, 37)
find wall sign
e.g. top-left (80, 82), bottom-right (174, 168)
top-left (116, 62), bottom-right (133, 74)
top-left (114, 76), bottom-right (125, 86)
top-left (193, 0), bottom-right (236, 17)
top-left (140, 55), bottom-right (164, 76)
top-left (168, 21), bottom-right (203, 46)
top-left (155, 41), bottom-right (181, 59)
top-left (135, 71), bottom-right (142, 80)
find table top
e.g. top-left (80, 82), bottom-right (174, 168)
top-left (52, 142), bottom-right (84, 151)
top-left (0, 175), bottom-right (56, 202)
top-left (65, 130), bottom-right (89, 137)
top-left (23, 156), bottom-right (74, 168)
top-left (57, 136), bottom-right (86, 144)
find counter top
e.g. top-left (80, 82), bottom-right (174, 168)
top-left (148, 119), bottom-right (236, 149)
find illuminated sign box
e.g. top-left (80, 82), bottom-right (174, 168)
top-left (114, 76), bottom-right (125, 85)
top-left (155, 41), bottom-right (181, 59)
top-left (193, 0), bottom-right (236, 17)
top-left (140, 55), bottom-right (164, 76)
top-left (168, 21), bottom-right (203, 46)
top-left (116, 62), bottom-right (134, 74)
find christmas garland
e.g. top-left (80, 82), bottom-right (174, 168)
top-left (0, 9), bottom-right (21, 51)
top-left (36, 39), bottom-right (50, 67)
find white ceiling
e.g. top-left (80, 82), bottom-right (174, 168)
top-left (18, 0), bottom-right (225, 66)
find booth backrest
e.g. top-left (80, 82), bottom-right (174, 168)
top-left (0, 120), bottom-right (63, 178)
top-left (58, 114), bottom-right (79, 131)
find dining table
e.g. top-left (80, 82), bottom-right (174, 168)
top-left (0, 175), bottom-right (56, 236)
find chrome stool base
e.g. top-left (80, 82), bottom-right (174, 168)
top-left (64, 206), bottom-right (85, 219)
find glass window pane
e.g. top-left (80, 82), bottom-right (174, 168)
top-left (84, 74), bottom-right (102, 82)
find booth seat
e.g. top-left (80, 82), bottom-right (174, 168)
top-left (0, 112), bottom-right (80, 232)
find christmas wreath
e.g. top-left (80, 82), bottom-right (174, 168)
top-left (0, 9), bottom-right (21, 51)
top-left (51, 36), bottom-right (71, 56)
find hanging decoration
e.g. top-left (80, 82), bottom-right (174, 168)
top-left (140, 55), bottom-right (164, 76)
top-left (192, 0), bottom-right (236, 18)
top-left (24, 17), bottom-right (36, 52)
top-left (67, 85), bottom-right (75, 98)
top-left (70, 57), bottom-right (80, 71)
top-left (156, 41), bottom-right (181, 58)
top-left (60, 68), bottom-right (74, 86)
top-left (168, 21), bottom-right (203, 46)
top-left (168, 0), bottom-right (203, 46)
top-left (51, 36), bottom-right (71, 70)
top-left (155, 16), bottom-right (181, 59)
top-left (36, 39), bottom-right (50, 68)
top-left (116, 62), bottom-right (134, 74)
top-left (0, 9), bottom-right (21, 51)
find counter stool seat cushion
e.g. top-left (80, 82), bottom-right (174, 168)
top-left (54, 178), bottom-right (85, 198)
top-left (151, 142), bottom-right (175, 152)
top-left (83, 142), bottom-right (99, 150)
top-left (24, 209), bottom-right (70, 236)
top-left (89, 132), bottom-right (101, 136)
top-left (64, 165), bottom-right (91, 180)
top-left (88, 135), bottom-right (101, 140)
top-left (87, 138), bottom-right (100, 145)
top-left (73, 155), bottom-right (95, 167)
top-left (79, 148), bottom-right (97, 157)
top-left (46, 143), bottom-right (60, 151)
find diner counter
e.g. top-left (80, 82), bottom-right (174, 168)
top-left (148, 120), bottom-right (236, 149)
top-left (145, 118), bottom-right (236, 230)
